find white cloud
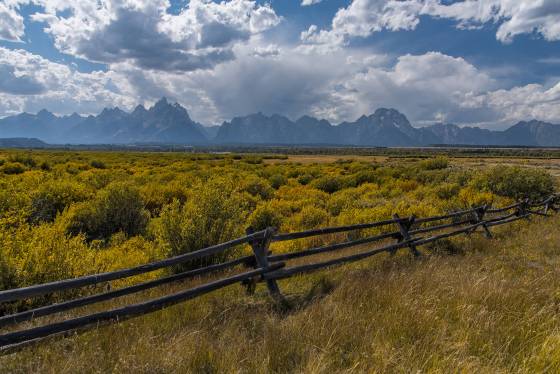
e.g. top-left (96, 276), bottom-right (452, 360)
top-left (425, 0), bottom-right (560, 43)
top-left (252, 44), bottom-right (281, 58)
top-left (301, 0), bottom-right (323, 6)
top-left (0, 64), bottom-right (45, 94)
top-left (309, 51), bottom-right (499, 125)
top-left (23, 0), bottom-right (281, 72)
top-left (477, 82), bottom-right (560, 125)
top-left (2, 44), bottom-right (560, 129)
top-left (302, 0), bottom-right (422, 46)
top-left (0, 47), bottom-right (136, 115)
top-left (303, 0), bottom-right (560, 46)
top-left (0, 1), bottom-right (25, 42)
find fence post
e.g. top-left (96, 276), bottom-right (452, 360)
top-left (246, 227), bottom-right (285, 303)
top-left (543, 195), bottom-right (557, 215)
top-left (549, 195), bottom-right (559, 214)
top-left (472, 205), bottom-right (492, 238)
top-left (516, 198), bottom-right (530, 219)
top-left (393, 214), bottom-right (420, 257)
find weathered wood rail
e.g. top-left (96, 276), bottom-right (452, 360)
top-left (0, 194), bottom-right (558, 353)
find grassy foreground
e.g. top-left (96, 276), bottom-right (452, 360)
top-left (2, 215), bottom-right (560, 373)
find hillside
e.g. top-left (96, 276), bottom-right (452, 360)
top-left (3, 100), bottom-right (560, 146)
top-left (0, 138), bottom-right (48, 148)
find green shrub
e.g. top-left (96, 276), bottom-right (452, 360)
top-left (287, 206), bottom-right (330, 231)
top-left (7, 154), bottom-right (36, 168)
top-left (312, 175), bottom-right (343, 194)
top-left (327, 188), bottom-right (363, 216)
top-left (243, 156), bottom-right (263, 164)
top-left (420, 157), bottom-right (449, 170)
top-left (297, 173), bottom-right (314, 185)
top-left (140, 182), bottom-right (188, 216)
top-left (269, 174), bottom-right (288, 189)
top-left (90, 160), bottom-right (106, 169)
top-left (1, 162), bottom-right (26, 175)
top-left (29, 181), bottom-right (89, 224)
top-left (242, 176), bottom-right (274, 200)
top-left (247, 203), bottom-right (283, 231)
top-left (434, 183), bottom-right (460, 200)
top-left (66, 183), bottom-right (149, 241)
top-left (154, 178), bottom-right (251, 271)
top-left (354, 170), bottom-right (377, 186)
top-left (39, 161), bottom-right (51, 171)
top-left (472, 166), bottom-right (555, 201)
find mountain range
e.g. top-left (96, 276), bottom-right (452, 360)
top-left (1, 98), bottom-right (560, 147)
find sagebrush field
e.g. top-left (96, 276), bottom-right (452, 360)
top-left (1, 149), bottom-right (559, 373)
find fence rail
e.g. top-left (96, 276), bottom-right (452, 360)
top-left (0, 193), bottom-right (558, 353)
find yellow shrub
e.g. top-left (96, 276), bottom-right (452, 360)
top-left (458, 187), bottom-right (494, 207)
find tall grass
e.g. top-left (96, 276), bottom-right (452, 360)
top-left (2, 216), bottom-right (560, 373)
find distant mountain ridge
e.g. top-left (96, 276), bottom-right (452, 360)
top-left (0, 98), bottom-right (207, 145)
top-left (1, 98), bottom-right (560, 146)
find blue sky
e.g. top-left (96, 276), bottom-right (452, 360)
top-left (0, 0), bottom-right (560, 129)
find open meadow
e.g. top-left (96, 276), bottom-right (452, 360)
top-left (1, 149), bottom-right (560, 373)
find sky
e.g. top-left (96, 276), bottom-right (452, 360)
top-left (0, 0), bottom-right (560, 129)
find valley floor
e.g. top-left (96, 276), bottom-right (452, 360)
top-left (2, 216), bottom-right (560, 373)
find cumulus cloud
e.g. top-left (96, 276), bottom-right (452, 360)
top-left (185, 48), bottom-right (560, 128)
top-left (477, 82), bottom-right (560, 125)
top-left (0, 1), bottom-right (25, 42)
top-left (251, 44), bottom-right (281, 58)
top-left (295, 51), bottom-right (498, 125)
top-left (0, 47), bottom-right (136, 115)
top-left (26, 0), bottom-right (281, 72)
top-left (303, 0), bottom-right (560, 46)
top-left (0, 64), bottom-right (45, 94)
top-left (428, 0), bottom-right (560, 43)
top-left (2, 44), bottom-right (560, 129)
top-left (181, 48), bottom-right (502, 125)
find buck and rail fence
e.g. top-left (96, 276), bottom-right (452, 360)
top-left (0, 194), bottom-right (558, 354)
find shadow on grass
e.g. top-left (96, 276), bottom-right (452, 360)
top-left (272, 276), bottom-right (337, 315)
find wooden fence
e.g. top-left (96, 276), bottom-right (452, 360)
top-left (0, 194), bottom-right (558, 353)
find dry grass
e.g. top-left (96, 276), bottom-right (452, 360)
top-left (264, 155), bottom-right (389, 164)
top-left (2, 217), bottom-right (560, 373)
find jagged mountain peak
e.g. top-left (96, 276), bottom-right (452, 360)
top-left (37, 109), bottom-right (56, 120)
top-left (372, 107), bottom-right (403, 118)
top-left (296, 115), bottom-right (316, 122)
top-left (296, 115), bottom-right (330, 126)
top-left (132, 104), bottom-right (147, 114)
top-left (371, 108), bottom-right (412, 126)
top-left (229, 112), bottom-right (268, 124)
top-left (355, 114), bottom-right (369, 123)
top-left (154, 97), bottom-right (169, 107)
top-left (148, 98), bottom-right (192, 120)
top-left (3, 101), bottom-right (560, 146)
top-left (99, 107), bottom-right (126, 117)
top-left (149, 97), bottom-right (173, 113)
